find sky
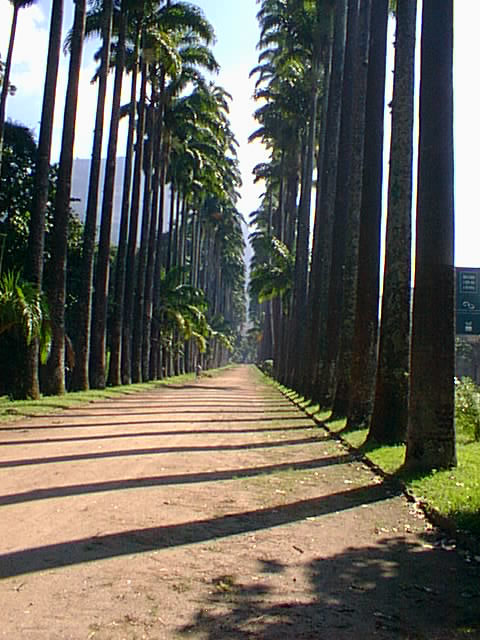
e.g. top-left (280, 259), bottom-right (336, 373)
top-left (0, 0), bottom-right (479, 266)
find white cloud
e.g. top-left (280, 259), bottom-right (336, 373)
top-left (454, 0), bottom-right (480, 266)
top-left (217, 64), bottom-right (266, 219)
top-left (0, 0), bottom-right (50, 135)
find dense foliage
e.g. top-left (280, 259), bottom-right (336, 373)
top-left (249, 0), bottom-right (455, 472)
top-left (0, 0), bottom-right (246, 397)
top-left (455, 377), bottom-right (480, 442)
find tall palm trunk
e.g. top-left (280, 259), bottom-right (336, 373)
top-left (24, 0), bottom-right (63, 399)
top-left (150, 153), bottom-right (169, 379)
top-left (108, 40), bottom-right (139, 387)
top-left (368, 0), bottom-right (416, 444)
top-left (331, 0), bottom-right (371, 418)
top-left (177, 194), bottom-right (188, 375)
top-left (190, 207), bottom-right (200, 287)
top-left (277, 155), bottom-right (299, 385)
top-left (287, 60), bottom-right (320, 391)
top-left (166, 177), bottom-right (176, 270)
top-left (172, 190), bottom-right (182, 267)
top-left (90, 3), bottom-right (127, 388)
top-left (272, 167), bottom-right (285, 380)
top-left (121, 59), bottom-right (147, 384)
top-left (142, 97), bottom-right (164, 380)
top-left (180, 196), bottom-right (188, 271)
top-left (302, 53), bottom-right (331, 397)
top-left (307, 0), bottom-right (347, 401)
top-left (47, 0), bottom-right (86, 395)
top-left (131, 92), bottom-right (154, 383)
top-left (405, 0), bottom-right (456, 470)
top-left (346, 0), bottom-right (389, 428)
top-left (317, 0), bottom-right (359, 407)
top-left (72, 0), bottom-right (113, 390)
top-left (176, 193), bottom-right (187, 271)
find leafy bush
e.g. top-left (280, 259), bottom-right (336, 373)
top-left (455, 377), bottom-right (480, 441)
top-left (258, 359), bottom-right (274, 376)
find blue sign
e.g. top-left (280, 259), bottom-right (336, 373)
top-left (456, 268), bottom-right (480, 334)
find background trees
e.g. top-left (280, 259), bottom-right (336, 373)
top-left (0, 0), bottom-right (246, 397)
top-left (249, 0), bottom-right (456, 472)
top-left (0, 121), bottom-right (82, 396)
top-left (0, 0), bottom-right (458, 472)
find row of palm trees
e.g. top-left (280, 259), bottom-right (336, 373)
top-left (249, 0), bottom-right (455, 472)
top-left (0, 0), bottom-right (246, 398)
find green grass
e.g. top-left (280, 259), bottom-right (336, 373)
top-left (405, 443), bottom-right (480, 536)
top-left (341, 430), bottom-right (480, 537)
top-left (262, 370), bottom-right (480, 540)
top-left (335, 433), bottom-right (480, 536)
top-left (0, 371), bottom-right (200, 422)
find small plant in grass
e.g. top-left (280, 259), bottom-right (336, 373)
top-left (455, 377), bottom-right (480, 441)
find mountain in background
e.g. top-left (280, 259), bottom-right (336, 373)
top-left (71, 157), bottom-right (251, 269)
top-left (71, 157), bottom-right (137, 244)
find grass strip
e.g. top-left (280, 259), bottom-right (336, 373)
top-left (263, 371), bottom-right (480, 546)
top-left (0, 368), bottom-right (235, 423)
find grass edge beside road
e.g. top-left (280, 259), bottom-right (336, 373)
top-left (259, 370), bottom-right (480, 552)
top-left (0, 365), bottom-right (234, 423)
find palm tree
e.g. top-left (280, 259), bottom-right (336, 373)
top-left (124, 0), bottom-right (217, 383)
top-left (24, 0), bottom-right (64, 399)
top-left (46, 0), bottom-right (87, 394)
top-left (331, 0), bottom-right (371, 418)
top-left (153, 265), bottom-right (210, 368)
top-left (89, 0), bottom-right (127, 389)
top-left (0, 270), bottom-right (50, 397)
top-left (149, 143), bottom-right (169, 379)
top-left (249, 236), bottom-right (294, 309)
top-left (405, 0), bottom-right (456, 470)
top-left (71, 0), bottom-right (114, 391)
top-left (283, 1), bottom-right (334, 391)
top-left (346, 0), bottom-right (389, 429)
top-left (251, 0), bottom-right (310, 384)
top-left (0, 0), bottom-right (37, 174)
top-left (304, 0), bottom-right (347, 399)
top-left (249, 201), bottom-right (276, 361)
top-left (138, 50), bottom-right (220, 380)
top-left (172, 117), bottom-right (244, 372)
top-left (121, 58), bottom-right (147, 384)
top-left (0, 270), bottom-right (46, 343)
top-left (368, 0), bottom-right (417, 444)
top-left (107, 25), bottom-right (140, 387)
top-left (316, 0), bottom-right (360, 408)
top-left (131, 82), bottom-right (155, 382)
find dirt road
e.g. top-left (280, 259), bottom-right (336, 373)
top-left (0, 365), bottom-right (478, 639)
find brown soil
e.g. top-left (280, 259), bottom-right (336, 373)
top-left (0, 365), bottom-right (478, 639)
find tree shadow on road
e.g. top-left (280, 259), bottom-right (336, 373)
top-left (0, 435), bottom-right (332, 469)
top-left (179, 536), bottom-right (480, 639)
top-left (0, 481), bottom-right (395, 578)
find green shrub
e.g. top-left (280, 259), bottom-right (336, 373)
top-left (258, 359), bottom-right (274, 377)
top-left (455, 377), bottom-right (480, 441)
